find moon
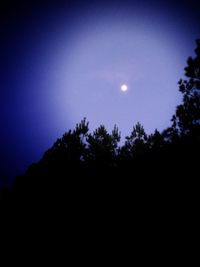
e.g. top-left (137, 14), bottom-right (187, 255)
top-left (121, 84), bottom-right (128, 92)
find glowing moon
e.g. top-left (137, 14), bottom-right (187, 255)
top-left (121, 84), bottom-right (128, 92)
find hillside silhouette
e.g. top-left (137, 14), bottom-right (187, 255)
top-left (1, 39), bottom-right (200, 212)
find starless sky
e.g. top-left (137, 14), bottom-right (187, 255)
top-left (0, 0), bottom-right (200, 185)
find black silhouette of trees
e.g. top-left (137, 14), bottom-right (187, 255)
top-left (86, 125), bottom-right (120, 169)
top-left (121, 122), bottom-right (148, 160)
top-left (175, 39), bottom-right (200, 136)
top-left (148, 129), bottom-right (164, 152)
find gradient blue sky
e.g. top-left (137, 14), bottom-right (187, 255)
top-left (1, 0), bottom-right (200, 185)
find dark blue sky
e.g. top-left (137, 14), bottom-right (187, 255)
top-left (1, 0), bottom-right (200, 186)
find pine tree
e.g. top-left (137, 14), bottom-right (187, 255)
top-left (175, 39), bottom-right (200, 135)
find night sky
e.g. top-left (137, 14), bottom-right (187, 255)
top-left (1, 0), bottom-right (200, 186)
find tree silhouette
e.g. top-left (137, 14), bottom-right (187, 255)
top-left (121, 122), bottom-right (148, 159)
top-left (148, 129), bottom-right (163, 149)
top-left (175, 39), bottom-right (200, 136)
top-left (86, 125), bottom-right (120, 170)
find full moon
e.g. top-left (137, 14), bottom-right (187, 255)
top-left (121, 84), bottom-right (128, 92)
